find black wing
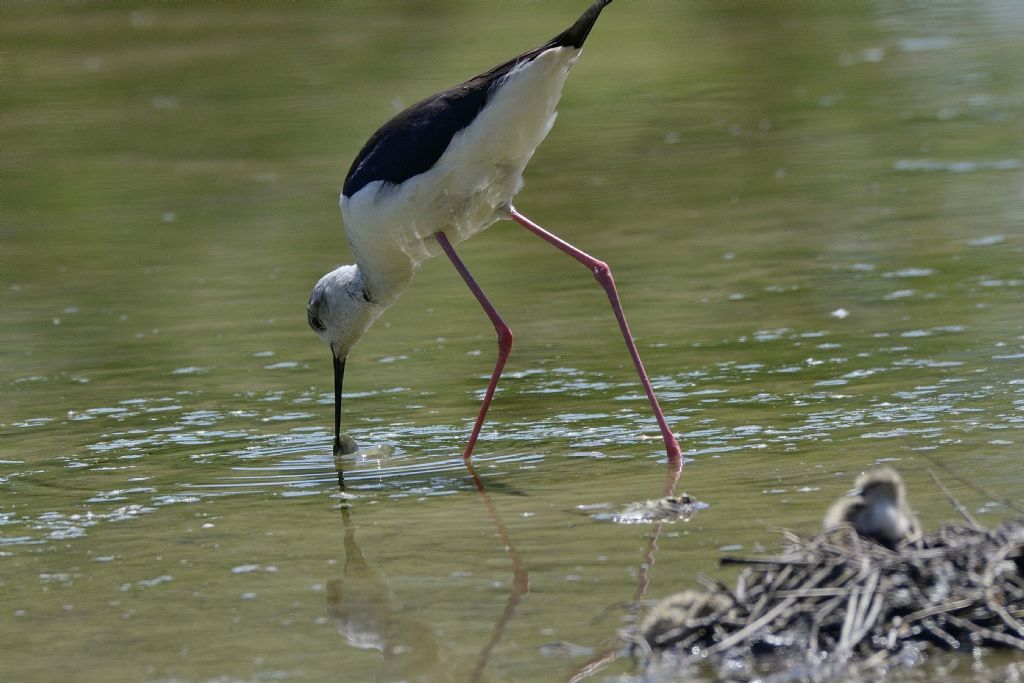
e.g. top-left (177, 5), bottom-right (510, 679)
top-left (341, 0), bottom-right (613, 199)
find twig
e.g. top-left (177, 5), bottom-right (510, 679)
top-left (928, 469), bottom-right (982, 529)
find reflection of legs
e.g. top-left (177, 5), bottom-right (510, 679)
top-left (506, 206), bottom-right (683, 466)
top-left (435, 232), bottom-right (514, 461)
top-left (566, 520), bottom-right (667, 682)
top-left (465, 463), bottom-right (529, 683)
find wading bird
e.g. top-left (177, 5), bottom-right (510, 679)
top-left (308, 0), bottom-right (681, 465)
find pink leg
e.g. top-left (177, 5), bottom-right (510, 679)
top-left (507, 206), bottom-right (683, 468)
top-left (436, 232), bottom-right (514, 461)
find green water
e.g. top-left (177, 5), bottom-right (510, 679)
top-left (2, 1), bottom-right (1022, 681)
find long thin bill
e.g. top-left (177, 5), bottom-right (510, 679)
top-left (333, 354), bottom-right (346, 448)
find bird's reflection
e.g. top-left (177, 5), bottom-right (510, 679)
top-left (327, 451), bottom-right (529, 682)
top-left (328, 441), bottom-right (683, 682)
top-left (328, 505), bottom-right (458, 682)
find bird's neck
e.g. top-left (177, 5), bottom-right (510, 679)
top-left (353, 252), bottom-right (416, 308)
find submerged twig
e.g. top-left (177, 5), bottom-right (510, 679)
top-left (928, 469), bottom-right (981, 529)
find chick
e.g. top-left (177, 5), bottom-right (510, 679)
top-left (823, 467), bottom-right (921, 547)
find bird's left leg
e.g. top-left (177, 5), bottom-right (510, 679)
top-left (505, 207), bottom-right (683, 468)
top-left (435, 231), bottom-right (514, 461)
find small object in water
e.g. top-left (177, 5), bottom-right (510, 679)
top-left (333, 437), bottom-right (392, 461)
top-left (333, 433), bottom-right (359, 456)
top-left (612, 493), bottom-right (705, 525)
top-left (823, 466), bottom-right (921, 547)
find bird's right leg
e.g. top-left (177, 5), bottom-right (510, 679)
top-left (435, 231), bottom-right (514, 461)
top-left (504, 206), bottom-right (683, 475)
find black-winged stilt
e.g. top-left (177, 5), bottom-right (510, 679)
top-left (308, 0), bottom-right (682, 466)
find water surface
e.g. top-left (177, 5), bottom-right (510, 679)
top-left (2, 1), bottom-right (1023, 680)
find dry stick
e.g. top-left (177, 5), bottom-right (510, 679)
top-left (775, 587), bottom-right (854, 598)
top-left (982, 538), bottom-right (1024, 639)
top-left (831, 583), bottom-right (869, 676)
top-left (720, 556), bottom-right (813, 567)
top-left (901, 597), bottom-right (975, 624)
top-left (855, 571), bottom-right (881, 632)
top-left (809, 593), bottom-right (847, 652)
top-left (946, 614), bottom-right (1024, 650)
top-left (923, 618), bottom-right (962, 649)
top-left (705, 594), bottom-right (802, 656)
top-left (565, 650), bottom-right (619, 683)
top-left (838, 583), bottom-right (863, 652)
top-left (746, 591), bottom-right (771, 625)
top-left (706, 561), bottom-right (838, 655)
top-left (735, 570), bottom-right (748, 603)
top-left (851, 587), bottom-right (886, 650)
top-left (928, 469), bottom-right (982, 529)
top-left (839, 573), bottom-right (880, 655)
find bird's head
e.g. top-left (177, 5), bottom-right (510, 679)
top-left (307, 265), bottom-right (383, 452)
top-left (307, 265), bottom-right (380, 357)
top-left (854, 467), bottom-right (906, 507)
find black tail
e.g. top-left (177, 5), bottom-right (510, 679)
top-left (551, 0), bottom-right (613, 49)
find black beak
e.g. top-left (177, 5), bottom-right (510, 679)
top-left (332, 354), bottom-right (359, 455)
top-left (333, 354), bottom-right (346, 447)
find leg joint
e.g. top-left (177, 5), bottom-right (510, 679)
top-left (496, 324), bottom-right (514, 350)
top-left (591, 260), bottom-right (611, 282)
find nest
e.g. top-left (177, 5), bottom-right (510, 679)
top-left (635, 502), bottom-right (1024, 681)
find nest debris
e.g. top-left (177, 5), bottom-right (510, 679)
top-left (634, 472), bottom-right (1024, 681)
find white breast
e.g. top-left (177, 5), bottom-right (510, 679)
top-left (342, 45), bottom-right (581, 285)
